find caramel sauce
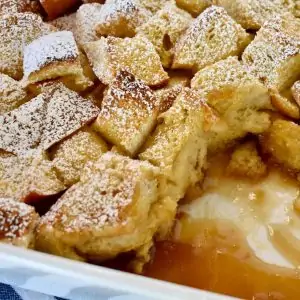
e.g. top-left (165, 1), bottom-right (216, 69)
top-left (145, 219), bottom-right (300, 300)
top-left (144, 154), bottom-right (300, 300)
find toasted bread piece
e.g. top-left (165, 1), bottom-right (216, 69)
top-left (176, 0), bottom-right (211, 16)
top-left (0, 151), bottom-right (64, 202)
top-left (0, 0), bottom-right (42, 15)
top-left (93, 71), bottom-right (158, 156)
top-left (36, 152), bottom-right (174, 272)
top-left (95, 0), bottom-right (151, 38)
top-left (0, 198), bottom-right (39, 248)
top-left (51, 128), bottom-right (108, 186)
top-left (270, 88), bottom-right (300, 119)
top-left (214, 0), bottom-right (295, 30)
top-left (191, 57), bottom-right (271, 152)
top-left (140, 88), bottom-right (212, 204)
top-left (50, 13), bottom-right (77, 35)
top-left (261, 120), bottom-right (300, 171)
top-left (242, 15), bottom-right (300, 92)
top-left (137, 1), bottom-right (192, 68)
top-left (138, 0), bottom-right (169, 13)
top-left (22, 31), bottom-right (92, 91)
top-left (85, 36), bottom-right (169, 87)
top-left (0, 13), bottom-right (55, 80)
top-left (0, 73), bottom-right (28, 115)
top-left (155, 85), bottom-right (183, 114)
top-left (227, 141), bottom-right (267, 179)
top-left (40, 0), bottom-right (80, 19)
top-left (292, 81), bottom-right (300, 106)
top-left (172, 6), bottom-right (250, 72)
top-left (0, 83), bottom-right (100, 156)
top-left (75, 3), bottom-right (103, 48)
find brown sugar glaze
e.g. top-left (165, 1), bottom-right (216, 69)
top-left (143, 153), bottom-right (300, 300)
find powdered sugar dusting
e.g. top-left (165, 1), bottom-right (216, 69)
top-left (96, 0), bottom-right (151, 37)
top-left (242, 14), bottom-right (300, 89)
top-left (23, 31), bottom-right (79, 77)
top-left (0, 0), bottom-right (41, 15)
top-left (0, 12), bottom-right (55, 80)
top-left (173, 5), bottom-right (250, 71)
top-left (95, 70), bottom-right (157, 154)
top-left (41, 152), bottom-right (155, 231)
top-left (76, 3), bottom-right (103, 47)
top-left (85, 36), bottom-right (169, 86)
top-left (0, 73), bottom-right (28, 115)
top-left (0, 84), bottom-right (100, 156)
top-left (0, 197), bottom-right (36, 240)
top-left (0, 151), bottom-right (65, 201)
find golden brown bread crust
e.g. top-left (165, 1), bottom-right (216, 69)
top-left (36, 152), bottom-right (174, 272)
top-left (0, 151), bottom-right (65, 203)
top-left (0, 198), bottom-right (39, 248)
top-left (93, 70), bottom-right (158, 156)
top-left (227, 141), bottom-right (267, 179)
top-left (95, 0), bottom-right (151, 38)
top-left (40, 0), bottom-right (80, 19)
top-left (0, 73), bottom-right (29, 115)
top-left (84, 36), bottom-right (169, 87)
top-left (172, 6), bottom-right (251, 72)
top-left (242, 14), bottom-right (300, 92)
top-left (137, 1), bottom-right (193, 68)
top-left (51, 128), bottom-right (108, 186)
top-left (176, 0), bottom-right (212, 16)
top-left (0, 13), bottom-right (55, 80)
top-left (261, 120), bottom-right (300, 171)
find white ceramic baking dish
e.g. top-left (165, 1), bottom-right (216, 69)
top-left (0, 243), bottom-right (233, 300)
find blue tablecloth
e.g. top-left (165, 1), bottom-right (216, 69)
top-left (0, 283), bottom-right (65, 300)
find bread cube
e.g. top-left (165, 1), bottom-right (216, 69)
top-left (0, 13), bottom-right (55, 80)
top-left (214, 0), bottom-right (295, 30)
top-left (0, 0), bottom-right (42, 15)
top-left (0, 151), bottom-right (65, 203)
top-left (0, 198), bottom-right (39, 248)
top-left (36, 152), bottom-right (174, 272)
top-left (51, 128), bottom-right (108, 186)
top-left (292, 81), bottom-right (300, 106)
top-left (242, 15), bottom-right (300, 92)
top-left (0, 73), bottom-right (28, 115)
top-left (95, 0), bottom-right (151, 38)
top-left (0, 83), bottom-right (100, 155)
top-left (140, 88), bottom-right (212, 203)
top-left (137, 1), bottom-right (192, 67)
top-left (227, 141), bottom-right (267, 179)
top-left (176, 0), bottom-right (211, 16)
top-left (40, 0), bottom-right (80, 19)
top-left (261, 120), bottom-right (300, 171)
top-left (191, 57), bottom-right (272, 152)
top-left (93, 71), bottom-right (158, 156)
top-left (75, 3), bottom-right (103, 48)
top-left (269, 88), bottom-right (300, 119)
top-left (172, 6), bottom-right (250, 72)
top-left (22, 31), bottom-right (92, 91)
top-left (84, 35), bottom-right (169, 87)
